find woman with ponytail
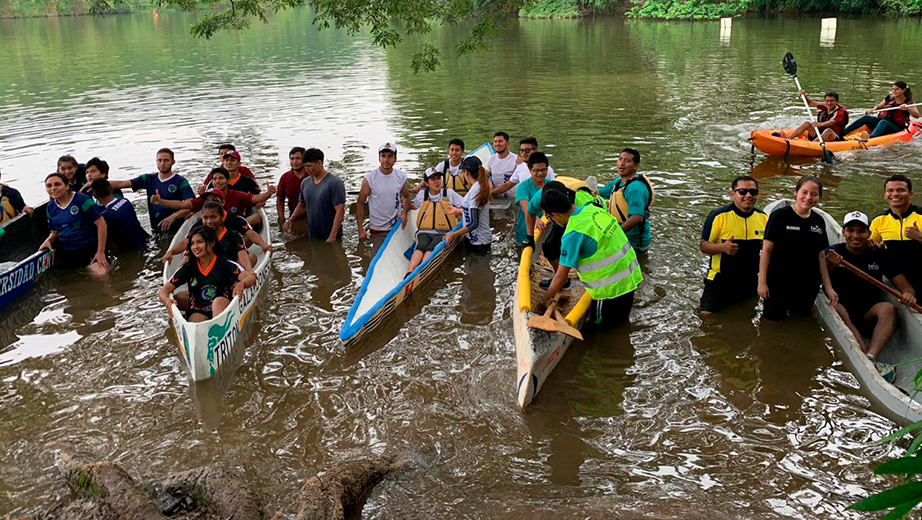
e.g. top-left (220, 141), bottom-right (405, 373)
top-left (444, 156), bottom-right (493, 251)
top-left (843, 81), bottom-right (920, 138)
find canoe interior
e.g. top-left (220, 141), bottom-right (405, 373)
top-left (0, 202), bottom-right (50, 265)
top-left (528, 255), bottom-right (583, 318)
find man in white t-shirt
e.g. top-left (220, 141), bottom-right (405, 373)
top-left (356, 142), bottom-right (409, 240)
top-left (492, 136), bottom-right (555, 198)
top-left (485, 131), bottom-right (517, 198)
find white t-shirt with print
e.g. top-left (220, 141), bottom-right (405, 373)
top-left (486, 152), bottom-right (517, 198)
top-left (364, 167), bottom-right (407, 231)
top-left (462, 182), bottom-right (492, 246)
top-left (436, 159), bottom-right (462, 177)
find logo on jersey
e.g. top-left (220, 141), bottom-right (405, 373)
top-left (168, 184), bottom-right (177, 193)
top-left (755, 230), bottom-right (761, 236)
top-left (230, 207), bottom-right (238, 214)
top-left (201, 285), bottom-right (218, 300)
top-left (786, 226), bottom-right (800, 231)
top-left (190, 278), bottom-right (198, 287)
top-left (868, 262), bottom-right (880, 271)
top-left (811, 225), bottom-right (823, 234)
top-left (69, 206), bottom-right (79, 215)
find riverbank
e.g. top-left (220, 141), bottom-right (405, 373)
top-left (0, 0), bottom-right (149, 19)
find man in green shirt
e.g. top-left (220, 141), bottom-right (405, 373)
top-left (540, 189), bottom-right (643, 325)
top-left (598, 148), bottom-right (653, 253)
top-left (514, 152), bottom-right (551, 245)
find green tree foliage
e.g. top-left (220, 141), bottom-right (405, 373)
top-left (627, 0), bottom-right (922, 19)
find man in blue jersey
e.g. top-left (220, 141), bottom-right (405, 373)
top-left (90, 179), bottom-right (149, 251)
top-left (109, 148), bottom-right (194, 234)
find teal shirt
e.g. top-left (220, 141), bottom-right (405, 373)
top-left (514, 178), bottom-right (543, 243)
top-left (599, 176), bottom-right (651, 251)
top-left (527, 188), bottom-right (544, 218)
top-left (559, 206), bottom-right (599, 269)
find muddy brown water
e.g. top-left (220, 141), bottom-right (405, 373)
top-left (2, 12), bottom-right (922, 518)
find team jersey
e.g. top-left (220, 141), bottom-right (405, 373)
top-left (190, 189), bottom-right (254, 217)
top-left (129, 172), bottom-right (195, 229)
top-left (364, 167), bottom-right (407, 231)
top-left (870, 205), bottom-right (922, 291)
top-left (225, 173), bottom-right (261, 195)
top-left (168, 255), bottom-right (243, 314)
top-left (828, 242), bottom-right (902, 318)
top-left (46, 192), bottom-right (103, 251)
top-left (189, 224), bottom-right (246, 262)
top-left (102, 198), bottom-right (150, 250)
top-left (223, 211), bottom-right (252, 237)
top-left (461, 182), bottom-right (492, 246)
top-left (701, 204), bottom-right (767, 284)
top-left (763, 205), bottom-right (829, 290)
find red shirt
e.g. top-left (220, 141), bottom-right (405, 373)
top-left (191, 189), bottom-right (254, 217)
top-left (203, 164), bottom-right (255, 186)
top-left (277, 169), bottom-right (307, 216)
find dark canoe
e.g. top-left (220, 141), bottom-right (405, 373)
top-left (0, 202), bottom-right (54, 312)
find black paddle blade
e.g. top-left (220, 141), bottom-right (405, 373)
top-left (782, 52), bottom-right (797, 76)
top-left (821, 148), bottom-right (836, 164)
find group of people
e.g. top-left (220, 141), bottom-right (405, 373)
top-left (699, 173), bottom-right (921, 378)
top-left (782, 80), bottom-right (919, 142)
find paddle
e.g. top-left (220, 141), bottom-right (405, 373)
top-left (782, 52), bottom-right (835, 164)
top-left (826, 251), bottom-right (922, 313)
top-left (528, 296), bottom-right (583, 340)
top-left (553, 309), bottom-right (584, 340)
top-left (871, 102), bottom-right (922, 114)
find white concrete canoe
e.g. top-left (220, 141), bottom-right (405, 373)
top-left (162, 210), bottom-right (272, 382)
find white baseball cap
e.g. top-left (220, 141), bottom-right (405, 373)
top-left (843, 211), bottom-right (869, 227)
top-left (378, 142), bottom-right (397, 153)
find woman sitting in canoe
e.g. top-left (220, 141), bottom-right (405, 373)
top-left (758, 176), bottom-right (835, 321)
top-left (403, 167), bottom-right (464, 276)
top-left (39, 173), bottom-right (109, 276)
top-left (158, 225), bottom-right (255, 323)
top-left (781, 90), bottom-right (848, 142)
top-left (161, 200), bottom-right (255, 272)
top-left (56, 155), bottom-right (86, 192)
top-left (443, 156), bottom-right (493, 251)
top-left (842, 81), bottom-right (920, 139)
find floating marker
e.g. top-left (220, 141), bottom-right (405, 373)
top-left (820, 17), bottom-right (836, 47)
top-left (720, 17), bottom-right (732, 44)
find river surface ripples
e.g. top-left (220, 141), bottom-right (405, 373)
top-left (2, 11), bottom-right (922, 518)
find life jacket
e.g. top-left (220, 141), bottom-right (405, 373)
top-left (818, 105), bottom-right (848, 136)
top-left (608, 174), bottom-right (656, 224)
top-left (0, 188), bottom-right (19, 225)
top-left (416, 189), bottom-right (458, 232)
top-left (878, 96), bottom-right (910, 129)
top-left (442, 159), bottom-right (471, 196)
top-left (555, 176), bottom-right (607, 209)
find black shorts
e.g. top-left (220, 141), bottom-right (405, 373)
top-left (415, 232), bottom-right (443, 253)
top-left (541, 221), bottom-right (564, 263)
top-left (55, 243), bottom-right (98, 268)
top-left (185, 308), bottom-right (213, 321)
top-left (700, 276), bottom-right (757, 313)
top-left (590, 290), bottom-right (635, 326)
top-left (762, 283), bottom-right (819, 321)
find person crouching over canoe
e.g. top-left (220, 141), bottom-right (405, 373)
top-left (758, 176), bottom-right (835, 320)
top-left (402, 167), bottom-right (464, 276)
top-left (443, 156), bottom-right (493, 251)
top-left (161, 201), bottom-right (255, 272)
top-left (539, 189), bottom-right (643, 325)
top-left (780, 91), bottom-right (848, 142)
top-left (159, 225), bottom-right (255, 323)
top-left (40, 173), bottom-right (110, 276)
top-left (826, 211), bottom-right (916, 380)
top-left (843, 81), bottom-right (920, 139)
top-left (699, 175), bottom-right (767, 315)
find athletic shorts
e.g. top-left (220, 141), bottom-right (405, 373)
top-left (185, 308), bottom-right (213, 321)
top-left (590, 290), bottom-right (635, 326)
top-left (415, 232), bottom-right (443, 253)
top-left (541, 221), bottom-right (564, 263)
top-left (700, 277), bottom-right (757, 313)
top-left (762, 284), bottom-right (818, 321)
top-left (55, 243), bottom-right (98, 268)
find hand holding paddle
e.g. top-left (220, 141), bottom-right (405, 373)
top-left (782, 52), bottom-right (835, 164)
top-left (826, 251), bottom-right (921, 312)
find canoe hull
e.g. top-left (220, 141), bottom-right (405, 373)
top-left (766, 200), bottom-right (922, 425)
top-left (0, 203), bottom-right (55, 312)
top-left (751, 121), bottom-right (922, 157)
top-left (163, 210), bottom-right (272, 382)
top-left (513, 220), bottom-right (591, 409)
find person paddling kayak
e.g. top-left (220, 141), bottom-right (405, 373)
top-left (842, 81), bottom-right (920, 138)
top-left (781, 91), bottom-right (848, 142)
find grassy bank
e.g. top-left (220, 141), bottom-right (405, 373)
top-left (0, 0), bottom-right (150, 18)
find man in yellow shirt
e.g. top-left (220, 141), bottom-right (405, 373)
top-left (870, 174), bottom-right (922, 292)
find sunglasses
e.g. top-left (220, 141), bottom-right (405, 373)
top-left (734, 188), bottom-right (759, 196)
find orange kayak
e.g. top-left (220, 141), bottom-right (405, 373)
top-left (750, 121), bottom-right (922, 157)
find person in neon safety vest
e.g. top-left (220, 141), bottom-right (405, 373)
top-left (540, 188), bottom-right (644, 325)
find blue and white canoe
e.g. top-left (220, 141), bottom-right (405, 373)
top-left (339, 143), bottom-right (494, 346)
top-left (0, 203), bottom-right (55, 312)
top-left (162, 210), bottom-right (272, 382)
top-left (340, 211), bottom-right (463, 346)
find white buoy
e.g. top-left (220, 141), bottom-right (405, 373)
top-left (820, 17), bottom-right (836, 47)
top-left (720, 17), bottom-right (732, 45)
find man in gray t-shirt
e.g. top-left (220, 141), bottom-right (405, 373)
top-left (282, 148), bottom-right (347, 242)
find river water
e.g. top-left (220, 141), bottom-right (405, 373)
top-left (2, 11), bottom-right (922, 518)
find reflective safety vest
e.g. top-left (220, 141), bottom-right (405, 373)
top-left (443, 160), bottom-right (471, 196)
top-left (609, 174), bottom-right (655, 224)
top-left (565, 205), bottom-right (643, 300)
top-left (416, 189), bottom-right (458, 232)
